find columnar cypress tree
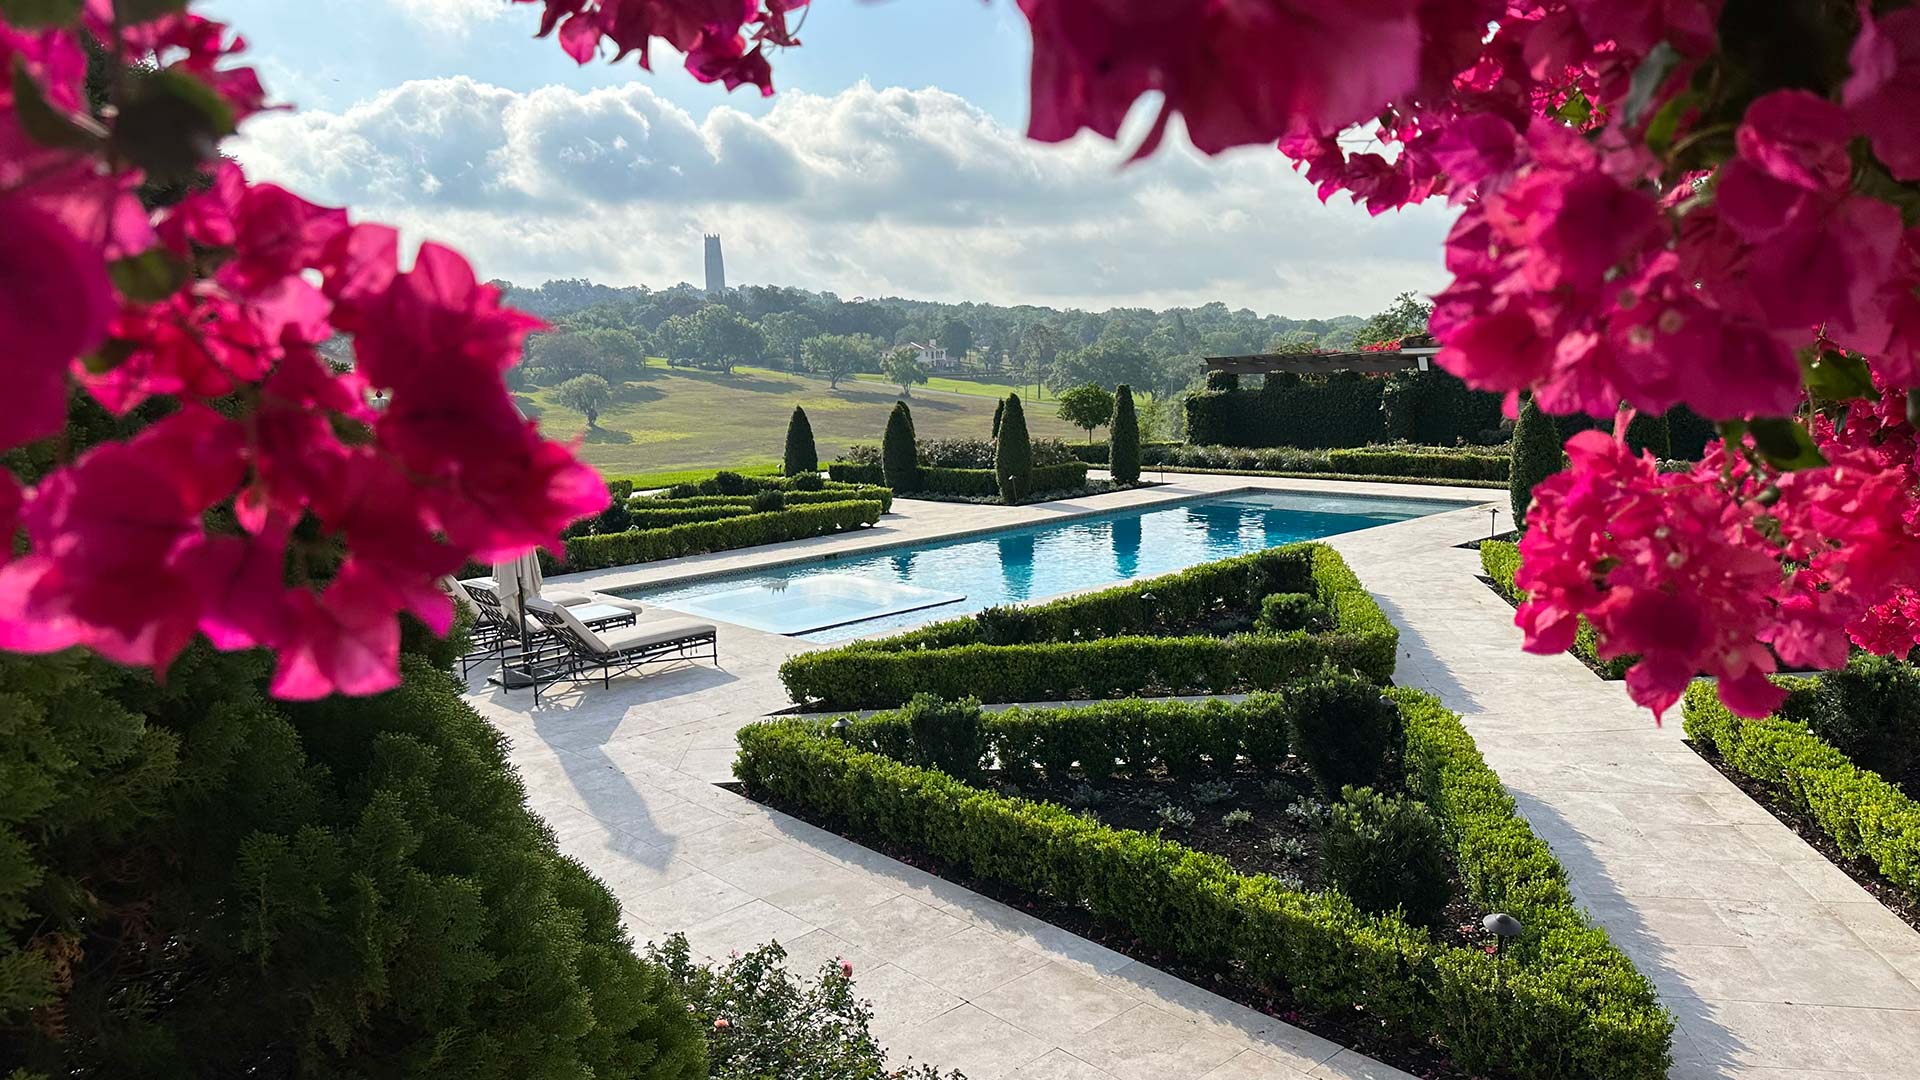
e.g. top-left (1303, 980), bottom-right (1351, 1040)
top-left (991, 396), bottom-right (1005, 438)
top-left (1110, 384), bottom-right (1141, 485)
top-left (1624, 409), bottom-right (1671, 458)
top-left (784, 405), bottom-right (818, 476)
top-left (1510, 393), bottom-right (1562, 529)
top-left (995, 393), bottom-right (1033, 503)
top-left (882, 400), bottom-right (919, 492)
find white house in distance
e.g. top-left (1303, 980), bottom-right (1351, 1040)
top-left (907, 341), bottom-right (959, 371)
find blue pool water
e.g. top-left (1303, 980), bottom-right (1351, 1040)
top-left (618, 491), bottom-right (1475, 642)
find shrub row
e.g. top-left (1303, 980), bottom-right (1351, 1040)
top-left (918, 462), bottom-right (1090, 498)
top-left (1065, 440), bottom-right (1184, 465)
top-left (1183, 365), bottom-right (1712, 459)
top-left (1325, 447), bottom-right (1508, 482)
top-left (918, 437), bottom-right (1079, 469)
top-left (826, 461), bottom-right (886, 485)
top-left (635, 486), bottom-right (894, 513)
top-left (1683, 679), bottom-right (1920, 894)
top-left (554, 500), bottom-right (882, 573)
top-left (735, 689), bottom-right (1670, 1080)
top-left (779, 543), bottom-right (1397, 708)
top-left (1478, 541), bottom-right (1631, 679)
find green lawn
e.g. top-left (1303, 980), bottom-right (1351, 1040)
top-left (851, 371), bottom-right (1042, 399)
top-left (523, 363), bottom-right (1087, 477)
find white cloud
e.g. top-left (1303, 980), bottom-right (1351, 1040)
top-left (387, 0), bottom-right (510, 35)
top-left (232, 77), bottom-right (1456, 316)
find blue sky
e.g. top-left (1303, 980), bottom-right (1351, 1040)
top-left (221, 0), bottom-right (1454, 316)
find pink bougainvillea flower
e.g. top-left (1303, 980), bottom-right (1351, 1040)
top-left (1845, 2), bottom-right (1920, 181)
top-left (0, 195), bottom-right (115, 451)
top-left (267, 560), bottom-right (406, 700)
top-left (1734, 90), bottom-right (1853, 193)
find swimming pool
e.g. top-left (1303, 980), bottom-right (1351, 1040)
top-left (617, 490), bottom-right (1477, 642)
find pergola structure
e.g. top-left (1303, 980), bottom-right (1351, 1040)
top-left (1203, 333), bottom-right (1441, 377)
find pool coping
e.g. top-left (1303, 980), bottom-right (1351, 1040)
top-left (550, 477), bottom-right (1495, 602)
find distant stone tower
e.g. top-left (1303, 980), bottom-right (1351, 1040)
top-left (703, 234), bottom-right (727, 294)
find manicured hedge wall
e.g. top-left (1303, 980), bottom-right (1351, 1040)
top-left (1186, 367), bottom-right (1715, 460)
top-left (640, 487), bottom-right (894, 513)
top-left (736, 689), bottom-right (1670, 1080)
top-left (1683, 680), bottom-right (1920, 894)
top-left (1479, 541), bottom-right (1631, 679)
top-left (1325, 447), bottom-right (1507, 481)
top-left (826, 461), bottom-right (886, 485)
top-left (555, 499), bottom-right (882, 573)
top-left (1066, 441), bottom-right (1184, 465)
top-left (779, 543), bottom-right (1397, 708)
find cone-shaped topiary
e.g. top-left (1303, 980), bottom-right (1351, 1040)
top-left (784, 405), bottom-right (818, 476)
top-left (991, 396), bottom-right (1005, 438)
top-left (995, 393), bottom-right (1033, 503)
top-left (1110, 384), bottom-right (1140, 485)
top-left (1510, 393), bottom-right (1562, 529)
top-left (882, 400), bottom-right (919, 492)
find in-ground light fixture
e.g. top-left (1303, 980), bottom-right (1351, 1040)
top-left (830, 718), bottom-right (850, 739)
top-left (1483, 911), bottom-right (1523, 990)
top-left (1487, 507), bottom-right (1501, 539)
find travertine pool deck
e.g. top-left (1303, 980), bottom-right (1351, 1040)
top-left (465, 473), bottom-right (1920, 1079)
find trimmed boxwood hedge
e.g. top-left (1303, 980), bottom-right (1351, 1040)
top-left (779, 543), bottom-right (1397, 709)
top-left (637, 486), bottom-right (894, 513)
top-left (1326, 447), bottom-right (1508, 482)
top-left (735, 688), bottom-right (1671, 1080)
top-left (1683, 679), bottom-right (1920, 895)
top-left (1478, 541), bottom-right (1630, 679)
top-left (554, 499), bottom-right (883, 573)
top-left (827, 461), bottom-right (886, 484)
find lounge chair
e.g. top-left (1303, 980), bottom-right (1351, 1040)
top-left (457, 579), bottom-right (647, 676)
top-left (524, 600), bottom-right (718, 703)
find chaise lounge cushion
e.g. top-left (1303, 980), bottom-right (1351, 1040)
top-left (593, 618), bottom-right (717, 654)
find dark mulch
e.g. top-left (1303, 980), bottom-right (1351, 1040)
top-left (1686, 740), bottom-right (1920, 933)
top-left (724, 762), bottom-right (1491, 1080)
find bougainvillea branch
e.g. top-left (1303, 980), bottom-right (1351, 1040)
top-left (1, 5), bottom-right (606, 699)
top-left (1010, 0), bottom-right (1920, 719)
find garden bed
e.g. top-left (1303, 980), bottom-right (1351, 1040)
top-left (1477, 540), bottom-right (1632, 679)
top-left (734, 685), bottom-right (1672, 1080)
top-left (1682, 668), bottom-right (1920, 926)
top-left (778, 542), bottom-right (1398, 710)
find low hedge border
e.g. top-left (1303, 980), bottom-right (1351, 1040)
top-left (1682, 681), bottom-right (1920, 895)
top-left (734, 689), bottom-right (1671, 1080)
top-left (635, 486), bottom-right (895, 513)
top-left (1325, 448), bottom-right (1508, 482)
top-left (827, 461), bottom-right (886, 485)
top-left (1153, 466), bottom-right (1506, 490)
top-left (1478, 542), bottom-right (1631, 679)
top-left (552, 499), bottom-right (883, 573)
top-left (778, 543), bottom-right (1398, 709)
top-left (827, 462), bottom-right (1091, 500)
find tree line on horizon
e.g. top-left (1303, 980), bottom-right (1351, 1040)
top-left (502, 277), bottom-right (1427, 415)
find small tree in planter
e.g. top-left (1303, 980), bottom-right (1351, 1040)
top-left (1056, 383), bottom-right (1115, 443)
top-left (883, 401), bottom-right (919, 492)
top-left (1509, 393), bottom-right (1562, 529)
top-left (995, 393), bottom-right (1033, 503)
top-left (1110, 384), bottom-right (1140, 485)
top-left (784, 406), bottom-right (818, 477)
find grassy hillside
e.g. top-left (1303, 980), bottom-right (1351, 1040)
top-left (521, 360), bottom-right (1087, 476)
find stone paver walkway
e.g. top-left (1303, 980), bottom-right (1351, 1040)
top-left (1326, 513), bottom-right (1920, 1080)
top-left (466, 474), bottom-right (1920, 1079)
top-left (470, 480), bottom-right (1473, 1080)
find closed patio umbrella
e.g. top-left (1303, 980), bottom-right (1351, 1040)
top-left (491, 551), bottom-right (545, 689)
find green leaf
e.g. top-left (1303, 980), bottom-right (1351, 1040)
top-left (1624, 41), bottom-right (1682, 126)
top-left (82, 339), bottom-right (137, 375)
top-left (1748, 417), bottom-right (1826, 471)
top-left (108, 68), bottom-right (236, 182)
top-left (9, 56), bottom-right (106, 151)
top-left (115, 0), bottom-right (190, 21)
top-left (0, 0), bottom-right (83, 28)
top-left (1644, 90), bottom-right (1701, 157)
top-left (1556, 91), bottom-right (1593, 128)
top-left (108, 249), bottom-right (189, 303)
top-left (1799, 350), bottom-right (1877, 402)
